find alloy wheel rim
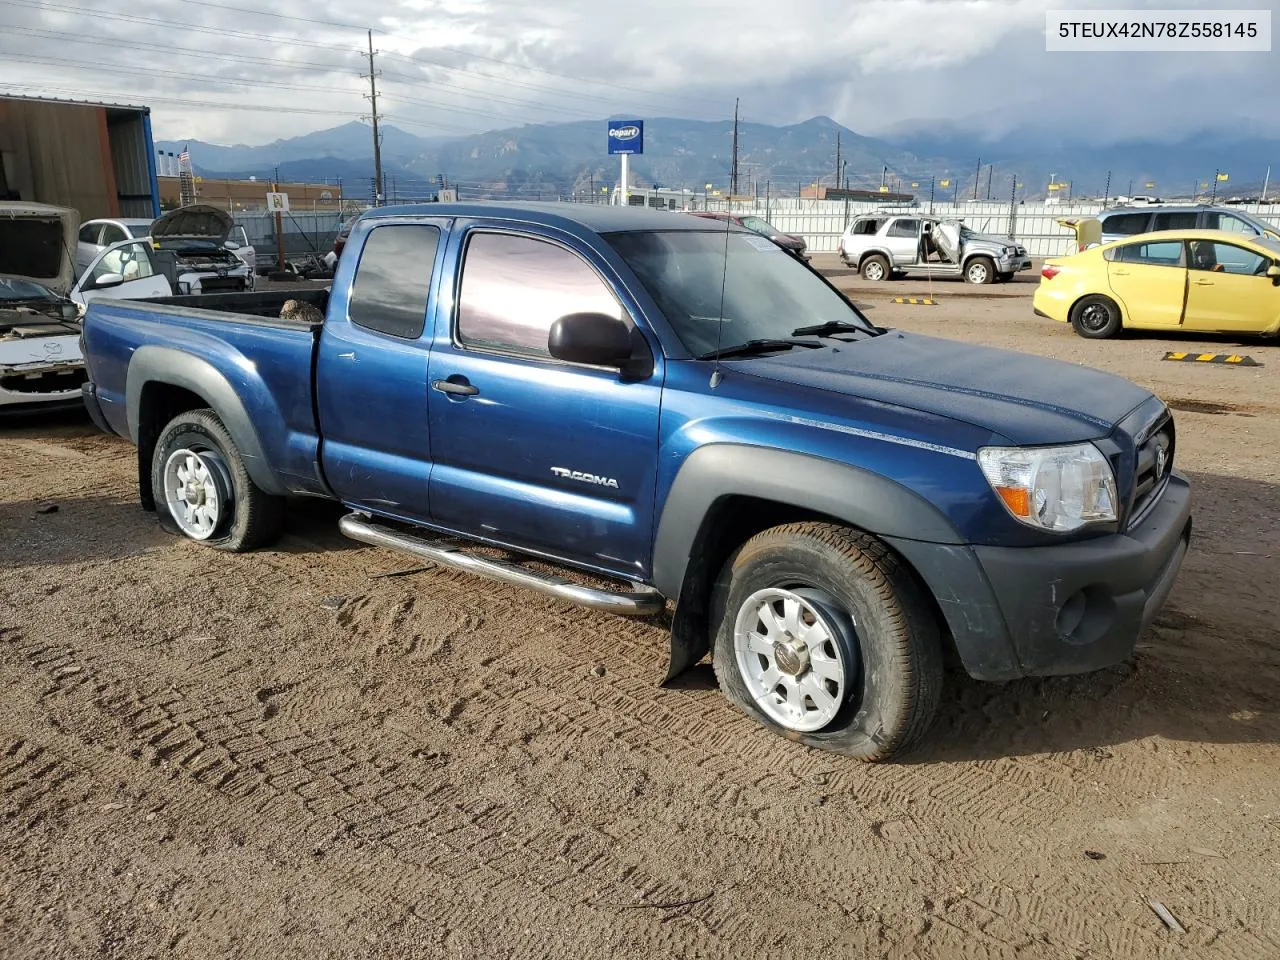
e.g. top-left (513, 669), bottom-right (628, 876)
top-left (163, 448), bottom-right (229, 540)
top-left (733, 587), bottom-right (849, 733)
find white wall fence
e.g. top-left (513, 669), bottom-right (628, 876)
top-left (232, 201), bottom-right (1280, 265)
top-left (681, 199), bottom-right (1280, 258)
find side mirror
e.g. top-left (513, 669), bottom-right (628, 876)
top-left (548, 312), bottom-right (634, 368)
top-left (93, 273), bottom-right (125, 289)
top-left (224, 240), bottom-right (241, 250)
top-left (1268, 264), bottom-right (1280, 284)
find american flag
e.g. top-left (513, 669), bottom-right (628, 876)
top-left (178, 150), bottom-right (190, 165)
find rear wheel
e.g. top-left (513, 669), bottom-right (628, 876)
top-left (711, 523), bottom-right (944, 761)
top-left (860, 254), bottom-right (890, 282)
top-left (151, 408), bottom-right (284, 552)
top-left (965, 257), bottom-right (995, 284)
top-left (1069, 294), bottom-right (1122, 339)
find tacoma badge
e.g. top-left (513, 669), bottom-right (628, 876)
top-left (551, 467), bottom-right (619, 489)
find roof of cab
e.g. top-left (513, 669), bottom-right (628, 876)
top-left (363, 200), bottom-right (733, 234)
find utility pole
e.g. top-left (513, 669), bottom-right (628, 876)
top-left (834, 132), bottom-right (841, 190)
top-left (1211, 169), bottom-right (1220, 202)
top-left (364, 29), bottom-right (384, 207)
top-left (973, 157), bottom-right (981, 200)
top-left (730, 98), bottom-right (740, 198)
top-left (1103, 170), bottom-right (1111, 206)
top-left (1008, 174), bottom-right (1017, 239)
top-left (929, 176), bottom-right (935, 216)
top-left (986, 164), bottom-right (993, 200)
top-left (1263, 165), bottom-right (1271, 203)
top-left (272, 175), bottom-right (285, 271)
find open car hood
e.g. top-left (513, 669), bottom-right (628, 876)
top-left (0, 202), bottom-right (78, 297)
top-left (150, 204), bottom-right (233, 244)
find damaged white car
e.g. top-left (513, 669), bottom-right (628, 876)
top-left (0, 203), bottom-right (88, 412)
top-left (147, 204), bottom-right (255, 295)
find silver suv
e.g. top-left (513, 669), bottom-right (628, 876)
top-left (838, 214), bottom-right (1032, 284)
top-left (1097, 204), bottom-right (1280, 246)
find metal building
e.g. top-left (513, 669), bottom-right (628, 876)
top-left (0, 94), bottom-right (160, 220)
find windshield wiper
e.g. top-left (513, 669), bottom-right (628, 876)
top-left (791, 320), bottom-right (869, 338)
top-left (698, 338), bottom-right (823, 361)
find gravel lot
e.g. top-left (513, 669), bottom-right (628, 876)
top-left (2, 265), bottom-right (1278, 959)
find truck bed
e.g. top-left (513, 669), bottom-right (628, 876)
top-left (81, 289), bottom-right (330, 497)
top-left (132, 287), bottom-right (330, 327)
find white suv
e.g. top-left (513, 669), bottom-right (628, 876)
top-left (838, 214), bottom-right (1032, 284)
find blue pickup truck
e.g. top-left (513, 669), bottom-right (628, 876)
top-left (80, 202), bottom-right (1191, 760)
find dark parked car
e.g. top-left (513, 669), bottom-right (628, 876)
top-left (687, 211), bottom-right (810, 261)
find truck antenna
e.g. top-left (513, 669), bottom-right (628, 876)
top-left (709, 197), bottom-right (733, 389)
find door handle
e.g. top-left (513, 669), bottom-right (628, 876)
top-left (432, 377), bottom-right (479, 397)
top-left (1112, 269), bottom-right (1129, 276)
top-left (1194, 278), bottom-right (1214, 285)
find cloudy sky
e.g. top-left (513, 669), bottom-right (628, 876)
top-left (2, 0), bottom-right (1277, 147)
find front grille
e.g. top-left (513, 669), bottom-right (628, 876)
top-left (1, 366), bottom-right (87, 395)
top-left (1129, 411), bottom-right (1175, 528)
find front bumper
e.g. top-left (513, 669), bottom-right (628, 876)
top-left (888, 473), bottom-right (1192, 681)
top-left (998, 254), bottom-right (1033, 273)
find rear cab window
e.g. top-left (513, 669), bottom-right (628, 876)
top-left (887, 219), bottom-right (919, 238)
top-left (852, 219), bottom-right (884, 235)
top-left (347, 224), bottom-right (441, 339)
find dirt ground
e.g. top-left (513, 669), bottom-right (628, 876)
top-left (2, 265), bottom-right (1278, 959)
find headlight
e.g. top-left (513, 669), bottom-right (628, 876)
top-left (1002, 245), bottom-right (1017, 255)
top-left (977, 443), bottom-right (1117, 532)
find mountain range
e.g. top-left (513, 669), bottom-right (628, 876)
top-left (158, 117), bottom-right (1280, 202)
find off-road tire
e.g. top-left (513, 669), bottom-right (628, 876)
top-left (710, 522), bottom-right (944, 761)
top-left (151, 408), bottom-right (284, 552)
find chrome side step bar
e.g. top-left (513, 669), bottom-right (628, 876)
top-left (339, 514), bottom-right (666, 617)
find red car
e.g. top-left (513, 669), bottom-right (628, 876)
top-left (687, 211), bottom-right (810, 261)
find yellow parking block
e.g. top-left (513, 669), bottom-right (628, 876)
top-left (1161, 351), bottom-right (1260, 366)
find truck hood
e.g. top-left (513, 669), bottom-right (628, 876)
top-left (736, 331), bottom-right (1151, 445)
top-left (0, 202), bottom-right (78, 297)
top-left (961, 229), bottom-right (1017, 249)
top-left (150, 204), bottom-right (233, 244)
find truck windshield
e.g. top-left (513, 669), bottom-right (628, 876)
top-left (606, 229), bottom-right (875, 357)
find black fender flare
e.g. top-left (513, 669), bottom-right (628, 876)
top-left (651, 444), bottom-right (967, 680)
top-left (125, 344), bottom-right (286, 496)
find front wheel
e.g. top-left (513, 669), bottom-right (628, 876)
top-left (711, 523), bottom-right (943, 761)
top-left (151, 408), bottom-right (284, 551)
top-left (996, 271), bottom-right (1013, 283)
top-left (965, 257), bottom-right (995, 284)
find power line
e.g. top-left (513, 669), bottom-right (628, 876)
top-left (5, 25), bottom-right (633, 127)
top-left (4, 0), bottom-right (723, 108)
top-left (0, 50), bottom-right (363, 97)
top-left (0, 0), bottom-right (362, 53)
top-left (1, 83), bottom-right (362, 118)
top-left (7, 25), bottom-right (358, 74)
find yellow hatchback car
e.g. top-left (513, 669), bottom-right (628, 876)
top-left (1034, 229), bottom-right (1280, 338)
